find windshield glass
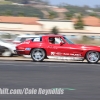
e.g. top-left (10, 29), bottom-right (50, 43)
top-left (14, 37), bottom-right (21, 41)
top-left (63, 36), bottom-right (74, 44)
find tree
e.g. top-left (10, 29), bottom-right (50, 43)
top-left (89, 13), bottom-right (98, 17)
top-left (74, 15), bottom-right (84, 29)
top-left (65, 12), bottom-right (74, 20)
top-left (51, 26), bottom-right (59, 35)
top-left (1, 33), bottom-right (11, 39)
top-left (4, 10), bottom-right (12, 16)
top-left (48, 11), bottom-right (56, 19)
top-left (32, 14), bottom-right (39, 17)
top-left (17, 12), bottom-right (25, 16)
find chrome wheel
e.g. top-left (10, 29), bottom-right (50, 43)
top-left (31, 49), bottom-right (45, 62)
top-left (86, 51), bottom-right (100, 63)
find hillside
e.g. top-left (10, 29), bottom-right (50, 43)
top-left (0, 5), bottom-right (44, 18)
top-left (4, 0), bottom-right (46, 4)
top-left (64, 4), bottom-right (100, 18)
top-left (0, 0), bottom-right (100, 19)
top-left (0, 0), bottom-right (55, 19)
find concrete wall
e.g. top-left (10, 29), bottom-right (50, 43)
top-left (38, 20), bottom-right (74, 31)
top-left (0, 20), bottom-right (75, 33)
top-left (0, 23), bottom-right (42, 31)
top-left (84, 26), bottom-right (100, 33)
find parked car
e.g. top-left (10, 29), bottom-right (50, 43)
top-left (16, 35), bottom-right (100, 64)
top-left (0, 45), bottom-right (7, 55)
top-left (0, 38), bottom-right (16, 56)
top-left (13, 35), bottom-right (41, 45)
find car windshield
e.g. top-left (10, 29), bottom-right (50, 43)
top-left (14, 37), bottom-right (21, 41)
top-left (63, 36), bottom-right (74, 44)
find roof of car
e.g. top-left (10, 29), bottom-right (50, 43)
top-left (17, 34), bottom-right (64, 38)
top-left (42, 34), bottom-right (63, 37)
top-left (17, 35), bottom-right (41, 38)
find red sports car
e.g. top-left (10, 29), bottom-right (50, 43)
top-left (16, 35), bottom-right (100, 64)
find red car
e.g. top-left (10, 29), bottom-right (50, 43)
top-left (16, 35), bottom-right (100, 64)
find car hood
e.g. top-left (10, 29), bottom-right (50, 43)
top-left (71, 44), bottom-right (100, 50)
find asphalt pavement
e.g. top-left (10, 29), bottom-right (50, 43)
top-left (0, 60), bottom-right (100, 100)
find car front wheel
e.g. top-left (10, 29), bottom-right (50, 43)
top-left (31, 48), bottom-right (45, 62)
top-left (86, 51), bottom-right (100, 64)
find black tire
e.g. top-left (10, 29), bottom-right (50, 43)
top-left (2, 48), bottom-right (12, 57)
top-left (86, 51), bottom-right (100, 64)
top-left (31, 48), bottom-right (45, 62)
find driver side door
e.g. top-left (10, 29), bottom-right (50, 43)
top-left (47, 36), bottom-right (71, 57)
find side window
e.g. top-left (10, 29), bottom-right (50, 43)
top-left (48, 37), bottom-right (64, 44)
top-left (48, 37), bottom-right (55, 44)
top-left (26, 37), bottom-right (33, 41)
top-left (32, 37), bottom-right (42, 42)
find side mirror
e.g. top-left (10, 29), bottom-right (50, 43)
top-left (60, 42), bottom-right (64, 46)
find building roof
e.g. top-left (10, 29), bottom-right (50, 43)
top-left (72, 16), bottom-right (100, 27)
top-left (0, 16), bottom-right (42, 25)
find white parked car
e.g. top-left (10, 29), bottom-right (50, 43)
top-left (13, 35), bottom-right (41, 58)
top-left (0, 39), bottom-right (16, 56)
top-left (13, 35), bottom-right (41, 45)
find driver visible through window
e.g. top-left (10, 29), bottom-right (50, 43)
top-left (49, 37), bottom-right (64, 44)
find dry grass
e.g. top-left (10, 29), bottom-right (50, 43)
top-left (74, 39), bottom-right (100, 46)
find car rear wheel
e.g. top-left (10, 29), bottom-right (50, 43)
top-left (86, 51), bottom-right (100, 64)
top-left (31, 48), bottom-right (45, 62)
